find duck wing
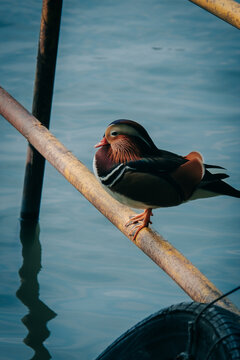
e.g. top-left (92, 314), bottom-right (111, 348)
top-left (107, 153), bottom-right (205, 207)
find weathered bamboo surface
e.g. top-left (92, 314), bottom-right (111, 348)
top-left (189, 0), bottom-right (240, 29)
top-left (0, 87), bottom-right (239, 314)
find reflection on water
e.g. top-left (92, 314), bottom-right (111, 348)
top-left (16, 221), bottom-right (57, 360)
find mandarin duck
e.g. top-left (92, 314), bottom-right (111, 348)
top-left (93, 119), bottom-right (240, 240)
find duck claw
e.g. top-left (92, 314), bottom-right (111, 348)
top-left (125, 209), bottom-right (153, 240)
top-left (126, 213), bottom-right (146, 226)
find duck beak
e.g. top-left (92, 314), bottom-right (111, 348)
top-left (94, 136), bottom-right (108, 148)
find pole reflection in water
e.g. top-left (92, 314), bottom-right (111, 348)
top-left (16, 220), bottom-right (57, 360)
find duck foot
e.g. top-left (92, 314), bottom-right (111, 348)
top-left (126, 208), bottom-right (153, 240)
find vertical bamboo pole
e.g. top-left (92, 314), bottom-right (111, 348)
top-left (21, 0), bottom-right (63, 221)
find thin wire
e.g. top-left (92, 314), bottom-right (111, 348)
top-left (185, 285), bottom-right (240, 359)
top-left (194, 285), bottom-right (240, 325)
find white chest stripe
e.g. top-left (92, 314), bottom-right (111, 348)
top-left (99, 163), bottom-right (124, 181)
top-left (100, 164), bottom-right (134, 187)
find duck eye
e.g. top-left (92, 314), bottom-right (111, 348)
top-left (111, 131), bottom-right (118, 136)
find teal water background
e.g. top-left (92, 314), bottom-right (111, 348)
top-left (0, 1), bottom-right (240, 359)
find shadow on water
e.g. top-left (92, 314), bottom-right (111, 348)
top-left (16, 220), bottom-right (57, 360)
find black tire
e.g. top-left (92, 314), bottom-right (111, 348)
top-left (96, 302), bottom-right (240, 360)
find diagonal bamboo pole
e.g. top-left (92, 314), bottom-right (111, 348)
top-left (189, 0), bottom-right (240, 29)
top-left (0, 87), bottom-right (239, 315)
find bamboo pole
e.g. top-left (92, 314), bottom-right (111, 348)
top-left (21, 0), bottom-right (63, 221)
top-left (0, 87), bottom-right (239, 315)
top-left (189, 0), bottom-right (240, 29)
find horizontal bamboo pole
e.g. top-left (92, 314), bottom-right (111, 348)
top-left (0, 86), bottom-right (239, 314)
top-left (189, 0), bottom-right (240, 29)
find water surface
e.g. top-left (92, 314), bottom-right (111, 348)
top-left (0, 1), bottom-right (240, 359)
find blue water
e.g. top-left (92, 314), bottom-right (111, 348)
top-left (1, 0), bottom-right (240, 359)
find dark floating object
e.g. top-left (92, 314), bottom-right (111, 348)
top-left (152, 46), bottom-right (162, 50)
top-left (96, 302), bottom-right (240, 360)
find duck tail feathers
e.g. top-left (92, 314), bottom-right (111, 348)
top-left (212, 173), bottom-right (229, 180)
top-left (205, 164), bottom-right (226, 170)
top-left (202, 180), bottom-right (240, 198)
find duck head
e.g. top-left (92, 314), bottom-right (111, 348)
top-left (95, 119), bottom-right (157, 163)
